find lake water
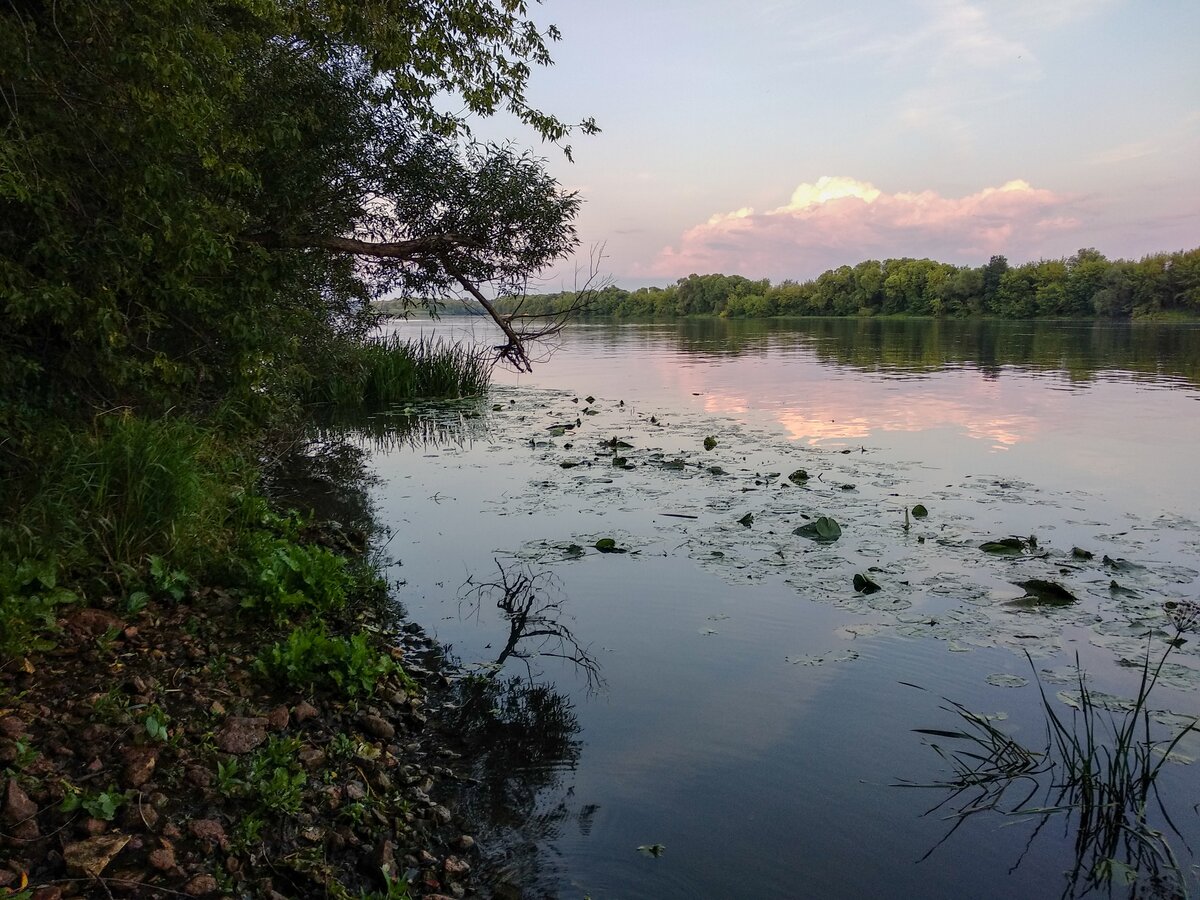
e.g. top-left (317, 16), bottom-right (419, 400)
top-left (364, 317), bottom-right (1200, 899)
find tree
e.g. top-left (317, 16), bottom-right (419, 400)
top-left (1, 0), bottom-right (596, 429)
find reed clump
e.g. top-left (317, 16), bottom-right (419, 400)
top-left (306, 335), bottom-right (490, 407)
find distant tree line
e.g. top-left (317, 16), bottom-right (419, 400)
top-left (489, 247), bottom-right (1200, 320)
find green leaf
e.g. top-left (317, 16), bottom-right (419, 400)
top-left (738, 512), bottom-right (754, 527)
top-left (788, 469), bottom-right (810, 484)
top-left (794, 516), bottom-right (841, 542)
top-left (980, 538), bottom-right (1025, 555)
top-left (636, 843), bottom-right (666, 858)
top-left (1010, 579), bottom-right (1078, 607)
top-left (594, 538), bottom-right (625, 553)
top-left (911, 504), bottom-right (928, 518)
top-left (853, 573), bottom-right (881, 594)
top-left (703, 436), bottom-right (717, 451)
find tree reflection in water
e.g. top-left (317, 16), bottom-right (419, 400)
top-left (448, 560), bottom-right (603, 894)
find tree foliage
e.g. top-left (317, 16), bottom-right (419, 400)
top-left (0, 0), bottom-right (592, 437)
top-left (493, 247), bottom-right (1200, 322)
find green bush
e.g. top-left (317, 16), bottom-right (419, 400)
top-left (0, 556), bottom-right (76, 663)
top-left (258, 625), bottom-right (399, 697)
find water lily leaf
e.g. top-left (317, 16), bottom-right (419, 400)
top-left (703, 436), bottom-right (718, 450)
top-left (564, 544), bottom-right (585, 558)
top-left (594, 538), bottom-right (626, 554)
top-left (794, 517), bottom-right (842, 542)
top-left (981, 538), bottom-right (1025, 555)
top-left (1010, 579), bottom-right (1078, 607)
top-left (1071, 546), bottom-right (1094, 560)
top-left (912, 504), bottom-right (928, 518)
top-left (738, 513), bottom-right (754, 527)
top-left (585, 395), bottom-right (596, 404)
top-left (840, 484), bottom-right (856, 491)
top-left (661, 459), bottom-right (686, 470)
top-left (708, 466), bottom-right (727, 476)
top-left (788, 469), bottom-right (810, 484)
top-left (1103, 555), bottom-right (1143, 573)
top-left (1109, 580), bottom-right (1139, 597)
top-left (853, 573), bottom-right (881, 594)
top-left (560, 461), bottom-right (579, 469)
top-left (985, 673), bottom-right (1029, 688)
top-left (637, 843), bottom-right (666, 858)
top-left (547, 426), bottom-right (566, 436)
top-left (584, 408), bottom-right (599, 415)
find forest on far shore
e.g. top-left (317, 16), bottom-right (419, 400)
top-left (409, 246), bottom-right (1198, 321)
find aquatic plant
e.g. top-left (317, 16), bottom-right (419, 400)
top-left (901, 602), bottom-right (1200, 897)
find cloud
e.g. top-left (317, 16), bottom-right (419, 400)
top-left (646, 176), bottom-right (1082, 279)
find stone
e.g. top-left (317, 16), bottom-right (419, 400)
top-left (121, 746), bottom-right (158, 788)
top-left (361, 714), bottom-right (395, 740)
top-left (297, 747), bottom-right (326, 770)
top-left (64, 608), bottom-right (125, 638)
top-left (456, 835), bottom-right (475, 851)
top-left (83, 817), bottom-right (109, 836)
top-left (184, 873), bottom-right (217, 896)
top-left (31, 888), bottom-right (64, 900)
top-left (148, 846), bottom-right (175, 871)
top-left (266, 705), bottom-right (289, 731)
top-left (213, 717), bottom-right (267, 754)
top-left (63, 833), bottom-right (131, 877)
top-left (292, 701), bottom-right (319, 723)
top-left (443, 856), bottom-right (470, 878)
top-left (430, 805), bottom-right (452, 825)
top-left (344, 781), bottom-right (367, 802)
top-left (188, 819), bottom-right (229, 852)
top-left (4, 778), bottom-right (39, 840)
top-left (0, 717), bottom-right (26, 739)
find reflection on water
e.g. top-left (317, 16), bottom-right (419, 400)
top-left (362, 317), bottom-right (1200, 898)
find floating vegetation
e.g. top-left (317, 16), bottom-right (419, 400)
top-left (853, 573), bottom-right (882, 595)
top-left (912, 504), bottom-right (929, 518)
top-left (788, 469), bottom-right (810, 484)
top-left (794, 517), bottom-right (842, 542)
top-left (1009, 579), bottom-right (1078, 607)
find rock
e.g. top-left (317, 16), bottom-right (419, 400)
top-left (430, 804), bottom-right (452, 824)
top-left (209, 700), bottom-right (225, 716)
top-left (0, 717), bottom-right (26, 739)
top-left (83, 817), bottom-right (109, 836)
top-left (371, 839), bottom-right (397, 879)
top-left (63, 833), bottom-right (131, 877)
top-left (64, 608), bottom-right (125, 638)
top-left (186, 767), bottom-right (213, 789)
top-left (292, 701), bottom-right (319, 723)
top-left (148, 846), bottom-right (175, 871)
top-left (121, 746), bottom-right (158, 788)
top-left (297, 747), bottom-right (326, 770)
top-left (345, 781), bottom-right (367, 802)
top-left (188, 819), bottom-right (229, 852)
top-left (443, 856), bottom-right (470, 878)
top-left (4, 778), bottom-right (39, 840)
top-left (456, 835), bottom-right (475, 851)
top-left (184, 873), bottom-right (217, 896)
top-left (213, 717), bottom-right (267, 754)
top-left (266, 705), bottom-right (289, 731)
top-left (31, 888), bottom-right (64, 900)
top-left (361, 714), bottom-right (395, 740)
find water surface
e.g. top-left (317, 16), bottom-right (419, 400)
top-left (366, 318), bottom-right (1200, 898)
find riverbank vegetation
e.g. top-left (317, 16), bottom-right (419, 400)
top-left (490, 246), bottom-right (1200, 320)
top-left (1, 0), bottom-right (589, 894)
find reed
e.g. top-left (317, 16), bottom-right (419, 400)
top-left (901, 603), bottom-right (1200, 897)
top-left (307, 335), bottom-right (490, 407)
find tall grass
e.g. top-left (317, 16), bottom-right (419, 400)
top-left (901, 605), bottom-right (1200, 897)
top-left (305, 335), bottom-right (490, 407)
top-left (3, 414), bottom-right (244, 575)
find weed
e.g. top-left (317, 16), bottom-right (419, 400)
top-left (237, 535), bottom-right (353, 621)
top-left (258, 625), bottom-right (397, 697)
top-left (143, 706), bottom-right (170, 742)
top-left (0, 556), bottom-right (75, 663)
top-left (903, 604), bottom-right (1200, 896)
top-left (61, 786), bottom-right (130, 821)
top-left (329, 732), bottom-right (358, 762)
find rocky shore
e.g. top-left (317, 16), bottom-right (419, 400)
top-left (1, 545), bottom-right (501, 899)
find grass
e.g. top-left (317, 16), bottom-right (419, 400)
top-left (305, 334), bottom-right (490, 407)
top-left (900, 601), bottom-right (1200, 897)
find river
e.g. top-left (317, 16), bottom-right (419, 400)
top-left (362, 317), bottom-right (1200, 899)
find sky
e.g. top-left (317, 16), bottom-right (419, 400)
top-left (472, 0), bottom-right (1200, 290)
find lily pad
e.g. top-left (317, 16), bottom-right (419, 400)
top-left (560, 461), bottom-right (580, 469)
top-left (794, 517), bottom-right (842, 542)
top-left (704, 436), bottom-right (718, 451)
top-left (637, 843), bottom-right (666, 858)
top-left (912, 504), bottom-right (929, 518)
top-left (1071, 546), bottom-right (1094, 560)
top-left (594, 538), bottom-right (627, 554)
top-left (788, 469), bottom-right (810, 484)
top-left (708, 466), bottom-right (727, 476)
top-left (661, 459), bottom-right (686, 470)
top-left (1010, 579), bottom-right (1078, 607)
top-left (1103, 555), bottom-right (1143, 573)
top-left (738, 513), bottom-right (754, 527)
top-left (981, 538), bottom-right (1025, 555)
top-left (853, 573), bottom-right (881, 595)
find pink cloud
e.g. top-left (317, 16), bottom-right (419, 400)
top-left (645, 176), bottom-right (1083, 279)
